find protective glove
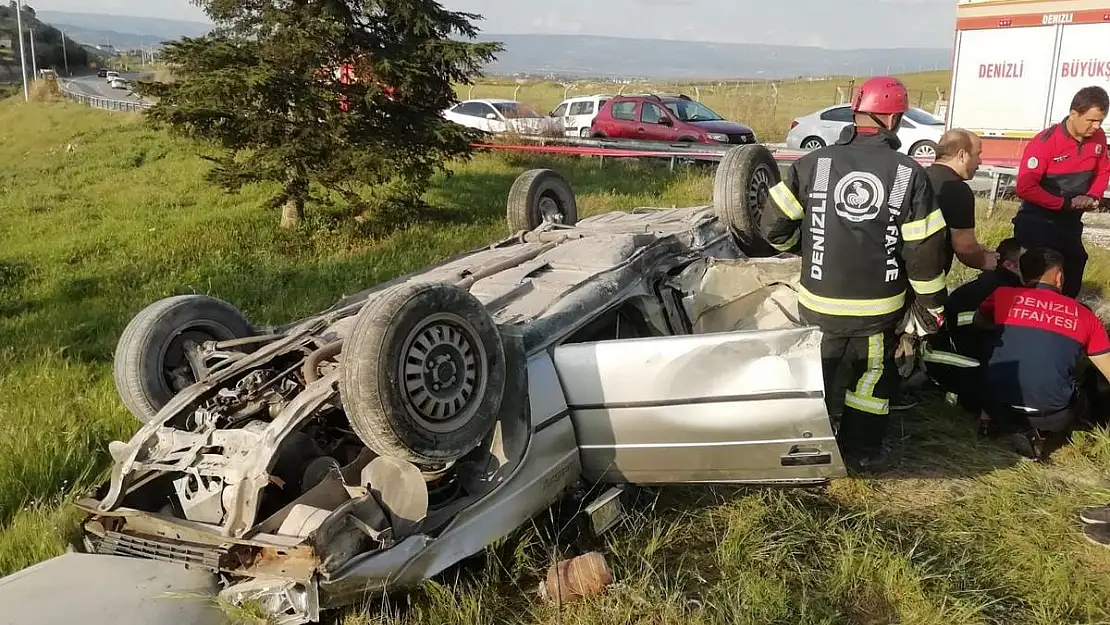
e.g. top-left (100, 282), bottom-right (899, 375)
top-left (894, 333), bottom-right (919, 378)
top-left (900, 304), bottom-right (943, 338)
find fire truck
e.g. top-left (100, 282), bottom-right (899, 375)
top-left (946, 0), bottom-right (1110, 166)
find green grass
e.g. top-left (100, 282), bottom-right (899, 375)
top-left (4, 83), bottom-right (1110, 625)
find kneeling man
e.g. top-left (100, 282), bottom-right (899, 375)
top-left (975, 247), bottom-right (1110, 459)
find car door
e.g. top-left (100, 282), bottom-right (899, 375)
top-left (817, 106), bottom-right (854, 145)
top-left (606, 100), bottom-right (639, 139)
top-left (552, 324), bottom-right (846, 485)
top-left (638, 102), bottom-right (677, 141)
top-left (475, 102), bottom-right (507, 133)
top-left (550, 101), bottom-right (570, 136)
top-left (567, 100), bottom-right (594, 137)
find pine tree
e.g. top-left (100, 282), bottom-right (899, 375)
top-left (138, 0), bottom-right (501, 228)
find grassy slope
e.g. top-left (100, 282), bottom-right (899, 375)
top-left (2, 81), bottom-right (1110, 625)
top-left (456, 70), bottom-right (953, 144)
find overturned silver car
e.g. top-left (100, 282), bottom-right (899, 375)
top-left (57, 148), bottom-right (844, 623)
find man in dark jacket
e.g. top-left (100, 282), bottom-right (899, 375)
top-left (921, 238), bottom-right (1024, 414)
top-left (761, 76), bottom-right (949, 470)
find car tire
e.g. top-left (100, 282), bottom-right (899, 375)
top-left (910, 140), bottom-right (938, 159)
top-left (113, 295), bottom-right (255, 423)
top-left (506, 168), bottom-right (579, 232)
top-left (712, 144), bottom-right (781, 257)
top-left (340, 282), bottom-right (506, 466)
top-left (801, 136), bottom-right (825, 150)
top-left (579, 127), bottom-right (591, 138)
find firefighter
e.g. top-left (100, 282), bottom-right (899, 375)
top-left (920, 237), bottom-right (1024, 417)
top-left (1013, 86), bottom-right (1110, 298)
top-left (760, 76), bottom-right (949, 470)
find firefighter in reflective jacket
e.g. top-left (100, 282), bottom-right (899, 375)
top-left (760, 76), bottom-right (949, 468)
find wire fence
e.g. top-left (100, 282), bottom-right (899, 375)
top-left (460, 72), bottom-right (952, 142)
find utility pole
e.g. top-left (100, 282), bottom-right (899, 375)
top-left (15, 0), bottom-right (28, 100)
top-left (29, 28), bottom-right (37, 78)
top-left (61, 29), bottom-right (70, 75)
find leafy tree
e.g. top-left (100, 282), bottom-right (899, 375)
top-left (138, 0), bottom-right (501, 228)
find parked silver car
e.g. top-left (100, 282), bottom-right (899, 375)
top-left (4, 148), bottom-right (846, 625)
top-left (785, 104), bottom-right (946, 159)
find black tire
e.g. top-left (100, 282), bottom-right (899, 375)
top-left (910, 140), bottom-right (938, 159)
top-left (579, 127), bottom-right (591, 138)
top-left (800, 136), bottom-right (825, 150)
top-left (339, 282), bottom-right (506, 465)
top-left (712, 144), bottom-right (780, 257)
top-left (506, 169), bottom-right (578, 233)
top-left (113, 295), bottom-right (254, 423)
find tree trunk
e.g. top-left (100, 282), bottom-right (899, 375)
top-left (280, 196), bottom-right (304, 228)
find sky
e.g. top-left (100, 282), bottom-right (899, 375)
top-left (25, 0), bottom-right (960, 49)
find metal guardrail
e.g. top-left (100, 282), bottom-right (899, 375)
top-left (57, 79), bottom-right (152, 112)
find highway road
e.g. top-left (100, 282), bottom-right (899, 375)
top-left (61, 73), bottom-right (152, 105)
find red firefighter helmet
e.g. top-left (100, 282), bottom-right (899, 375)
top-left (851, 76), bottom-right (909, 115)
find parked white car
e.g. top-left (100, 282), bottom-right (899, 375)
top-left (549, 94), bottom-right (612, 137)
top-left (442, 99), bottom-right (558, 136)
top-left (785, 104), bottom-right (946, 159)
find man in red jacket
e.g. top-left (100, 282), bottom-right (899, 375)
top-left (1013, 86), bottom-right (1110, 298)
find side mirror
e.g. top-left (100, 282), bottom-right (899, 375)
top-left (486, 113), bottom-right (498, 120)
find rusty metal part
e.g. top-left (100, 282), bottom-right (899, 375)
top-left (302, 340), bottom-right (343, 384)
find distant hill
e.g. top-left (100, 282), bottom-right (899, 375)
top-left (34, 11), bottom-right (211, 48)
top-left (29, 12), bottom-right (951, 80)
top-left (471, 34), bottom-right (951, 80)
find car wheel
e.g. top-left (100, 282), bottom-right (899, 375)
top-left (712, 144), bottom-right (780, 257)
top-left (910, 140), bottom-right (938, 159)
top-left (339, 282), bottom-right (506, 465)
top-left (113, 295), bottom-right (255, 423)
top-left (506, 168), bottom-right (578, 232)
top-left (579, 127), bottom-right (591, 138)
top-left (801, 136), bottom-right (825, 150)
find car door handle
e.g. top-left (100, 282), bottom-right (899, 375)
top-left (780, 445), bottom-right (832, 467)
top-left (637, 127), bottom-right (645, 132)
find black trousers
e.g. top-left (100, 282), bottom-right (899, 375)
top-left (821, 329), bottom-right (899, 457)
top-left (1013, 213), bottom-right (1087, 298)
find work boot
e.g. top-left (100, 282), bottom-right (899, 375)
top-left (1080, 505), bottom-right (1110, 525)
top-left (1010, 430), bottom-right (1044, 462)
top-left (1083, 522), bottom-right (1110, 548)
top-left (845, 445), bottom-right (893, 474)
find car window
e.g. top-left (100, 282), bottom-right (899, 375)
top-left (552, 103), bottom-right (568, 117)
top-left (455, 102), bottom-right (484, 117)
top-left (903, 108), bottom-right (944, 125)
top-left (900, 119), bottom-right (917, 129)
top-left (641, 103), bottom-right (666, 123)
top-left (819, 107), bottom-right (854, 123)
top-left (570, 101), bottom-right (594, 116)
top-left (493, 102), bottom-right (542, 119)
top-left (598, 99), bottom-right (609, 110)
top-left (663, 100), bottom-right (724, 122)
top-left (611, 101), bottom-right (637, 121)
top-left (475, 102), bottom-right (497, 118)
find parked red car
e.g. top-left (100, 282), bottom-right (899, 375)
top-left (590, 94), bottom-right (757, 145)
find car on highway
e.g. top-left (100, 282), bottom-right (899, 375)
top-left (442, 98), bottom-right (560, 136)
top-left (589, 93), bottom-right (757, 145)
top-left (549, 94), bottom-right (612, 137)
top-left (6, 147), bottom-right (845, 625)
top-left (105, 70), bottom-right (119, 83)
top-left (109, 77), bottom-right (130, 90)
top-left (785, 104), bottom-right (946, 159)
top-left (96, 68), bottom-right (109, 78)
